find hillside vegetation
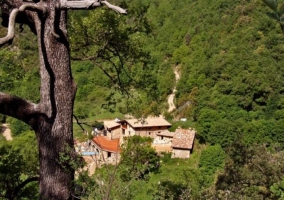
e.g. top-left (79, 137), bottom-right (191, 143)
top-left (1, 0), bottom-right (284, 199)
top-left (140, 0), bottom-right (284, 148)
top-left (2, 0), bottom-right (284, 145)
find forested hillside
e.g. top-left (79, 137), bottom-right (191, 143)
top-left (142, 0), bottom-right (284, 148)
top-left (71, 0), bottom-right (284, 148)
top-left (2, 0), bottom-right (284, 199)
top-left (171, 0), bottom-right (284, 148)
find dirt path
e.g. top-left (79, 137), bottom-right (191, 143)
top-left (167, 66), bottom-right (180, 112)
top-left (1, 123), bottom-right (13, 141)
top-left (174, 67), bottom-right (180, 80)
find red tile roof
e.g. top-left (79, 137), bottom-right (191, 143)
top-left (92, 136), bottom-right (120, 153)
top-left (172, 128), bottom-right (196, 149)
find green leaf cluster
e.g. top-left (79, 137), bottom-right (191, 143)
top-left (119, 135), bottom-right (160, 181)
top-left (213, 142), bottom-right (284, 199)
top-left (199, 144), bottom-right (226, 176)
top-left (262, 0), bottom-right (284, 33)
top-left (0, 131), bottom-right (38, 199)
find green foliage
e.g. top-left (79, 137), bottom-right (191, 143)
top-left (3, 0), bottom-right (284, 149)
top-left (0, 114), bottom-right (5, 123)
top-left (58, 144), bottom-right (85, 173)
top-left (144, 143), bottom-right (224, 199)
top-left (68, 1), bottom-right (174, 118)
top-left (150, 179), bottom-right (191, 200)
top-left (0, 48), bottom-right (23, 92)
top-left (7, 117), bottom-right (30, 136)
top-left (270, 179), bottom-right (284, 199)
top-left (213, 142), bottom-right (284, 199)
top-left (0, 145), bottom-right (36, 199)
top-left (261, 0), bottom-right (284, 33)
top-left (199, 144), bottom-right (226, 176)
top-left (0, 25), bottom-right (40, 102)
top-left (262, 0), bottom-right (278, 12)
top-left (0, 132), bottom-right (38, 199)
top-left (168, 120), bottom-right (196, 132)
top-left (120, 135), bottom-right (160, 181)
top-left (76, 163), bottom-right (139, 200)
top-left (3, 0), bottom-right (284, 198)
top-left (147, 162), bottom-right (214, 200)
top-left (91, 120), bottom-right (104, 129)
top-left (9, 131), bottom-right (38, 171)
top-left (69, 5), bottom-right (151, 89)
top-left (155, 0), bottom-right (284, 148)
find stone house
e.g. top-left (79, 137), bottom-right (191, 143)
top-left (103, 119), bottom-right (121, 139)
top-left (154, 130), bottom-right (175, 145)
top-left (171, 128), bottom-right (196, 158)
top-left (91, 136), bottom-right (120, 165)
top-left (89, 117), bottom-right (196, 163)
top-left (118, 117), bottom-right (172, 139)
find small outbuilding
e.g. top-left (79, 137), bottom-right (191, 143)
top-left (103, 120), bottom-right (121, 139)
top-left (171, 128), bottom-right (196, 159)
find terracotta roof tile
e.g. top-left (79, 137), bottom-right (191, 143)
top-left (172, 128), bottom-right (196, 149)
top-left (92, 136), bottom-right (120, 153)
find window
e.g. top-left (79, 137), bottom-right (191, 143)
top-left (107, 152), bottom-right (111, 158)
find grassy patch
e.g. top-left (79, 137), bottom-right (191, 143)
top-left (168, 120), bottom-right (197, 132)
top-left (72, 113), bottom-right (125, 142)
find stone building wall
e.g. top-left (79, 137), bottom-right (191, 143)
top-left (172, 148), bottom-right (190, 158)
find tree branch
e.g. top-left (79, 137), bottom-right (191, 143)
top-left (60, 0), bottom-right (101, 9)
top-left (0, 8), bottom-right (19, 47)
top-left (73, 114), bottom-right (91, 133)
top-left (0, 92), bottom-right (39, 123)
top-left (101, 1), bottom-right (127, 14)
top-left (59, 0), bottom-right (127, 14)
top-left (0, 3), bottom-right (46, 47)
top-left (14, 177), bottom-right (39, 197)
top-left (18, 3), bottom-right (46, 13)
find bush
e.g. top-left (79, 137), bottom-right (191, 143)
top-left (199, 144), bottom-right (226, 176)
top-left (7, 118), bottom-right (30, 136)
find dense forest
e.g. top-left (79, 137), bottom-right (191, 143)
top-left (1, 0), bottom-right (284, 199)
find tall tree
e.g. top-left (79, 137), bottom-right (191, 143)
top-left (119, 135), bottom-right (160, 181)
top-left (0, 0), bottom-right (126, 199)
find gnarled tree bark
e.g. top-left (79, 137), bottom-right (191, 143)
top-left (0, 0), bottom-right (126, 199)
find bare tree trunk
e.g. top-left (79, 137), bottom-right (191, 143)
top-left (34, 9), bottom-right (76, 199)
top-left (0, 0), bottom-right (126, 198)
